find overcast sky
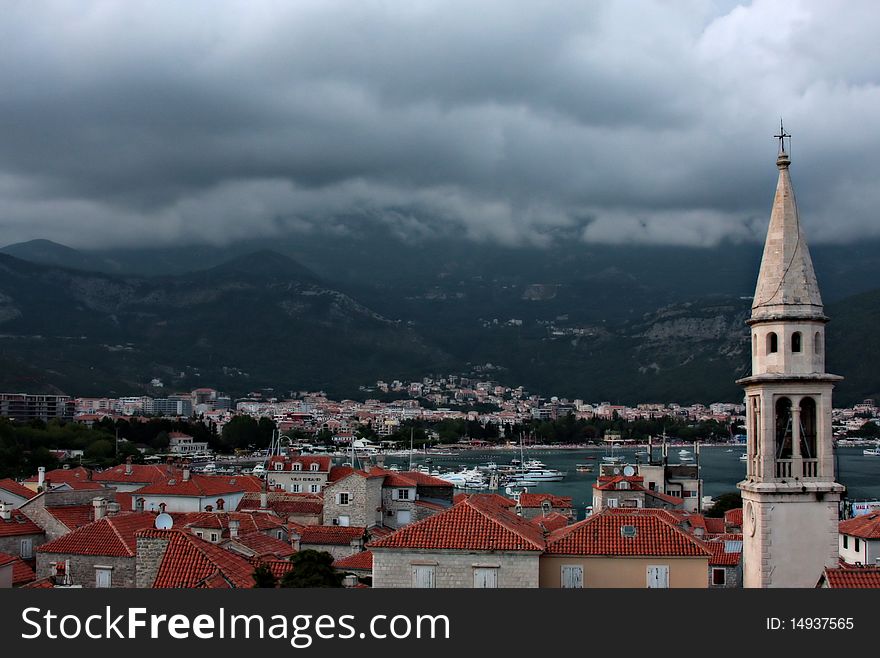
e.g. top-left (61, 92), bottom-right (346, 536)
top-left (1, 1), bottom-right (879, 250)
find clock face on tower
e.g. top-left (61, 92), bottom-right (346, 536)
top-left (746, 501), bottom-right (756, 537)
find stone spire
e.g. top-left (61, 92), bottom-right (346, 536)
top-left (750, 147), bottom-right (824, 322)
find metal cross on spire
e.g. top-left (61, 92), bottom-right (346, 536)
top-left (774, 118), bottom-right (791, 154)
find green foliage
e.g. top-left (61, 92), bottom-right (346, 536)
top-left (705, 492), bottom-right (743, 518)
top-left (252, 563), bottom-right (278, 588)
top-left (280, 550), bottom-right (344, 588)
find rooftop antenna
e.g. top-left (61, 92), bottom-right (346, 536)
top-left (774, 118), bottom-right (791, 155)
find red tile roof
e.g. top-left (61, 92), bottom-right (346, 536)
top-left (137, 528), bottom-right (255, 588)
top-left (93, 463), bottom-right (181, 486)
top-left (375, 469), bottom-right (453, 488)
top-left (37, 512), bottom-right (157, 557)
top-left (0, 478), bottom-right (36, 502)
top-left (546, 509), bottom-right (712, 557)
top-left (414, 499), bottom-right (449, 512)
top-left (0, 510), bottom-right (44, 537)
top-left (704, 517), bottom-right (727, 535)
top-left (228, 532), bottom-right (295, 559)
top-left (706, 539), bottom-right (742, 566)
top-left (236, 492), bottom-right (324, 516)
top-left (646, 490), bottom-right (685, 506)
top-left (47, 505), bottom-right (95, 531)
top-left (839, 512), bottom-right (880, 539)
top-left (454, 492), bottom-right (515, 508)
top-left (518, 493), bottom-right (573, 509)
top-left (334, 550), bottom-right (373, 571)
top-left (25, 466), bottom-right (92, 485)
top-left (724, 508), bottom-right (743, 527)
top-left (136, 474), bottom-right (254, 497)
top-left (368, 494), bottom-right (545, 552)
top-left (299, 525), bottom-right (367, 545)
top-left (822, 567), bottom-right (880, 589)
top-left (593, 475), bottom-right (646, 491)
top-left (21, 576), bottom-right (55, 589)
top-left (328, 466), bottom-right (356, 483)
top-left (183, 511), bottom-right (285, 534)
top-left (268, 455), bottom-right (332, 472)
top-left (529, 512), bottom-right (570, 532)
top-left (0, 552), bottom-right (36, 585)
top-left (252, 558), bottom-right (295, 580)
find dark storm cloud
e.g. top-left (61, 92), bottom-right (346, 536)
top-left (1, 0), bottom-right (879, 249)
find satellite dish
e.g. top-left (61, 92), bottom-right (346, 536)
top-left (613, 467), bottom-right (621, 475)
top-left (623, 465), bottom-right (635, 477)
top-left (504, 486), bottom-right (512, 495)
top-left (155, 513), bottom-right (173, 530)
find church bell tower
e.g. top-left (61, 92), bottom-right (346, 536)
top-left (737, 126), bottom-right (844, 588)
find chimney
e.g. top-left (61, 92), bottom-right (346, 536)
top-left (205, 505), bottom-right (213, 512)
top-left (0, 503), bottom-right (11, 521)
top-left (92, 497), bottom-right (107, 520)
top-left (159, 502), bottom-right (167, 513)
top-left (106, 502), bottom-right (121, 516)
top-left (44, 478), bottom-right (52, 491)
top-left (182, 463), bottom-right (190, 482)
top-left (216, 498), bottom-right (225, 511)
top-left (135, 497), bottom-right (145, 512)
top-left (260, 492), bottom-right (268, 509)
top-left (229, 519), bottom-right (240, 538)
top-left (363, 459), bottom-right (372, 474)
top-left (125, 456), bottom-right (133, 475)
top-left (38, 466), bottom-right (46, 487)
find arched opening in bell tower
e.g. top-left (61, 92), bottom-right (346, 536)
top-left (775, 397), bottom-right (793, 459)
top-left (799, 397), bottom-right (817, 459)
top-left (791, 331), bottom-right (802, 353)
top-left (767, 332), bottom-right (778, 354)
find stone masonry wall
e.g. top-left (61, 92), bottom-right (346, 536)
top-left (372, 549), bottom-right (540, 588)
top-left (136, 535), bottom-right (170, 588)
top-left (35, 552), bottom-right (134, 588)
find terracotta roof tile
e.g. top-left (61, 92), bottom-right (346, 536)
top-left (724, 508), bottom-right (743, 527)
top-left (0, 552), bottom-right (36, 585)
top-left (0, 510), bottom-right (44, 537)
top-left (546, 509), bottom-right (711, 557)
top-left (21, 576), bottom-right (55, 589)
top-left (137, 528), bottom-right (256, 588)
top-left (593, 475), bottom-right (645, 491)
top-left (183, 511), bottom-right (285, 534)
top-left (136, 474), bottom-right (255, 497)
top-left (823, 567), bottom-right (880, 588)
top-left (518, 493), bottom-right (573, 509)
top-left (368, 494), bottom-right (545, 552)
top-left (252, 558), bottom-right (295, 580)
top-left (236, 492), bottom-right (324, 516)
top-left (839, 511), bottom-right (880, 539)
top-left (47, 505), bottom-right (95, 530)
top-left (93, 463), bottom-right (181, 485)
top-left (228, 532), bottom-right (295, 559)
top-left (414, 499), bottom-right (449, 512)
top-left (37, 512), bottom-right (157, 557)
top-left (0, 478), bottom-right (36, 502)
top-left (25, 466), bottom-right (93, 485)
top-left (334, 550), bottom-right (373, 571)
top-left (704, 517), bottom-right (727, 535)
top-left (528, 512), bottom-right (570, 532)
top-left (706, 539), bottom-right (742, 566)
top-left (300, 525), bottom-right (367, 545)
top-left (268, 455), bottom-right (332, 472)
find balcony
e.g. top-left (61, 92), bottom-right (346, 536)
top-left (775, 460), bottom-right (792, 478)
top-left (774, 458), bottom-right (819, 479)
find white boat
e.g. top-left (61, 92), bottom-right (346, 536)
top-left (250, 463), bottom-right (266, 476)
top-left (863, 448), bottom-right (880, 456)
top-left (504, 467), bottom-right (565, 484)
top-left (739, 453), bottom-right (748, 462)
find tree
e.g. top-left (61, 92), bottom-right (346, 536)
top-left (252, 563), bottom-right (278, 588)
top-left (280, 550), bottom-right (344, 588)
top-left (221, 415), bottom-right (260, 451)
top-left (706, 491), bottom-right (742, 518)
